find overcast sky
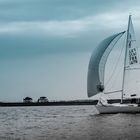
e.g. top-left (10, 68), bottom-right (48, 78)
top-left (1, 0), bottom-right (140, 101)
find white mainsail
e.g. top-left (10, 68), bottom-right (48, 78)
top-left (123, 15), bottom-right (140, 99)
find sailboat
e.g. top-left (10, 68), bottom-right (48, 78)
top-left (87, 15), bottom-right (140, 114)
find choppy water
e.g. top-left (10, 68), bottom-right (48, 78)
top-left (1, 105), bottom-right (140, 140)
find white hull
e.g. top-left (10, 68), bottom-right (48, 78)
top-left (96, 104), bottom-right (140, 114)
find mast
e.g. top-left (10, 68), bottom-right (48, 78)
top-left (121, 15), bottom-right (131, 103)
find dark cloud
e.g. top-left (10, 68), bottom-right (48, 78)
top-left (0, 0), bottom-right (139, 60)
top-left (0, 0), bottom-right (139, 21)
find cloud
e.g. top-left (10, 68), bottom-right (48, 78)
top-left (0, 11), bottom-right (140, 37)
top-left (0, 19), bottom-right (94, 37)
top-left (0, 20), bottom-right (90, 37)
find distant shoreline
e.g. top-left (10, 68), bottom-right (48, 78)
top-left (0, 100), bottom-right (98, 107)
top-left (0, 99), bottom-right (124, 107)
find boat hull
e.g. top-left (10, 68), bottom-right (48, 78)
top-left (96, 104), bottom-right (140, 114)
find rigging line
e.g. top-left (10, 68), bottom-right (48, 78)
top-left (128, 39), bottom-right (136, 41)
top-left (104, 90), bottom-right (122, 94)
top-left (105, 41), bottom-right (125, 87)
top-left (109, 59), bottom-right (124, 91)
top-left (109, 44), bottom-right (126, 90)
top-left (99, 31), bottom-right (125, 85)
top-left (105, 33), bottom-right (126, 87)
top-left (125, 67), bottom-right (140, 70)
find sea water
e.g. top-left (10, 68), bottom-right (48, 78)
top-left (0, 105), bottom-right (140, 140)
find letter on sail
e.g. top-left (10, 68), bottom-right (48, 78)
top-left (87, 32), bottom-right (125, 97)
top-left (127, 16), bottom-right (139, 66)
